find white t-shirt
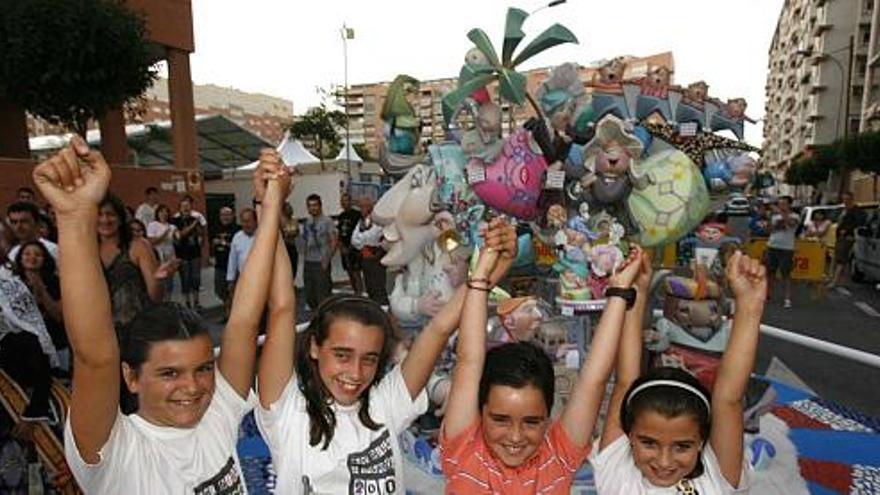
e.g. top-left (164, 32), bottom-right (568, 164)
top-left (64, 370), bottom-right (253, 494)
top-left (767, 212), bottom-right (799, 251)
top-left (147, 221), bottom-right (178, 262)
top-left (256, 365), bottom-right (428, 495)
top-left (135, 203), bottom-right (157, 226)
top-left (592, 435), bottom-right (749, 495)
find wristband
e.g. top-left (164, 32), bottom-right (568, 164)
top-left (604, 286), bottom-right (636, 309)
top-left (466, 281), bottom-right (491, 292)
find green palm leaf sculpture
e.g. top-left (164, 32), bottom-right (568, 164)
top-left (442, 7), bottom-right (578, 124)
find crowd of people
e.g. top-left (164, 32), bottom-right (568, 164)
top-left (0, 138), bottom-right (773, 494)
top-left (746, 192), bottom-right (872, 308)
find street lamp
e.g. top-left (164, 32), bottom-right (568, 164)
top-left (530, 0), bottom-right (567, 16)
top-left (341, 24), bottom-right (354, 186)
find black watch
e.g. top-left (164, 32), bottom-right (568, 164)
top-left (604, 287), bottom-right (636, 309)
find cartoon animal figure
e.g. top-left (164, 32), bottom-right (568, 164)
top-left (592, 57), bottom-right (627, 89)
top-left (589, 58), bottom-right (630, 121)
top-left (581, 115), bottom-right (650, 213)
top-left (381, 74), bottom-right (421, 155)
top-left (675, 80), bottom-right (710, 128)
top-left (635, 65), bottom-right (674, 122)
top-left (709, 97), bottom-right (751, 140)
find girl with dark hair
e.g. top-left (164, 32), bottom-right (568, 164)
top-left (255, 215), bottom-right (517, 494)
top-left (35, 139), bottom-right (290, 493)
top-left (594, 251), bottom-right (766, 494)
top-left (14, 240), bottom-right (66, 352)
top-left (440, 243), bottom-right (644, 494)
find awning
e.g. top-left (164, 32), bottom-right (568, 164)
top-left (28, 114), bottom-right (272, 178)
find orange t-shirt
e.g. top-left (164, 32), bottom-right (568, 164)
top-left (440, 418), bottom-right (590, 494)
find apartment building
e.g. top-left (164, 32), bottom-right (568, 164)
top-left (27, 78), bottom-right (294, 145)
top-left (337, 52), bottom-right (674, 159)
top-left (763, 0), bottom-right (878, 199)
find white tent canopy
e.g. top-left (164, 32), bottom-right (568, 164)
top-left (236, 131), bottom-right (319, 170)
top-left (333, 139), bottom-right (364, 163)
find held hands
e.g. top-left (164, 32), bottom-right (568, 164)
top-left (725, 251), bottom-right (767, 308)
top-left (608, 244), bottom-right (645, 289)
top-left (632, 248), bottom-right (653, 296)
top-left (481, 217), bottom-right (518, 285)
top-left (32, 136), bottom-right (111, 218)
top-left (253, 148), bottom-right (294, 203)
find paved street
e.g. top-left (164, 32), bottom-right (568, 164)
top-left (756, 279), bottom-right (880, 417)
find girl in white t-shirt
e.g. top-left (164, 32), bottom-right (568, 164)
top-left (35, 139), bottom-right (291, 494)
top-left (255, 217), bottom-right (517, 494)
top-left (593, 251), bottom-right (767, 495)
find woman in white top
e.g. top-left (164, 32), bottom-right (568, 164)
top-left (35, 138), bottom-right (290, 494)
top-left (592, 251), bottom-right (767, 494)
top-left (255, 208), bottom-right (517, 494)
top-left (147, 204), bottom-right (178, 263)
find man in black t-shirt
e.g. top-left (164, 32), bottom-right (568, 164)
top-left (827, 191), bottom-right (867, 288)
top-left (337, 192), bottom-right (364, 294)
top-left (173, 196), bottom-right (205, 309)
top-left (211, 207), bottom-right (239, 313)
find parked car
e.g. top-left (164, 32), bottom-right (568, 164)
top-left (852, 220), bottom-right (880, 283)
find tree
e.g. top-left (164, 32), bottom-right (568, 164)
top-left (441, 7), bottom-right (578, 123)
top-left (0, 0), bottom-right (157, 136)
top-left (287, 104), bottom-right (347, 165)
top-left (353, 143), bottom-right (374, 162)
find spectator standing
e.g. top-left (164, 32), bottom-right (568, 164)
top-left (211, 206), bottom-right (238, 312)
top-left (827, 191), bottom-right (868, 289)
top-left (173, 196), bottom-right (205, 310)
top-left (351, 196), bottom-right (388, 305)
top-left (765, 196), bottom-right (799, 308)
top-left (804, 209), bottom-right (832, 240)
top-left (337, 192), bottom-right (364, 294)
top-left (226, 208), bottom-right (257, 293)
top-left (99, 194), bottom-right (169, 329)
top-left (147, 205), bottom-right (178, 263)
top-left (281, 202), bottom-right (299, 280)
top-left (6, 201), bottom-right (58, 261)
top-left (302, 194), bottom-right (337, 310)
top-left (134, 186), bottom-right (159, 226)
top-left (16, 187), bottom-right (36, 204)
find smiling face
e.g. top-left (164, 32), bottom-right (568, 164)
top-left (480, 384), bottom-right (550, 468)
top-left (629, 410), bottom-right (703, 487)
top-left (97, 204), bottom-right (121, 239)
top-left (310, 319), bottom-right (386, 406)
top-left (373, 164), bottom-right (438, 267)
top-left (122, 334), bottom-right (216, 428)
top-left (20, 243), bottom-right (45, 271)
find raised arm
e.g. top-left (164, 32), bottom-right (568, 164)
top-left (441, 245), bottom-right (500, 439)
top-left (600, 250), bottom-right (652, 450)
top-left (711, 251), bottom-right (766, 487)
top-left (34, 137), bottom-right (115, 464)
top-left (401, 218), bottom-right (517, 400)
top-left (561, 246), bottom-right (644, 448)
top-left (257, 235), bottom-right (297, 408)
top-left (218, 150), bottom-right (290, 398)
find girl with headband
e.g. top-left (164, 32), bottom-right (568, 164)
top-left (593, 250), bottom-right (766, 494)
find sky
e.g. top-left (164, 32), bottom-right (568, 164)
top-left (185, 0), bottom-right (784, 147)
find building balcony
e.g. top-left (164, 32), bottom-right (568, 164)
top-left (814, 8), bottom-right (831, 34)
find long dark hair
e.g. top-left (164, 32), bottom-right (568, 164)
top-left (13, 240), bottom-right (58, 291)
top-left (295, 295), bottom-right (397, 449)
top-left (99, 193), bottom-right (132, 254)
